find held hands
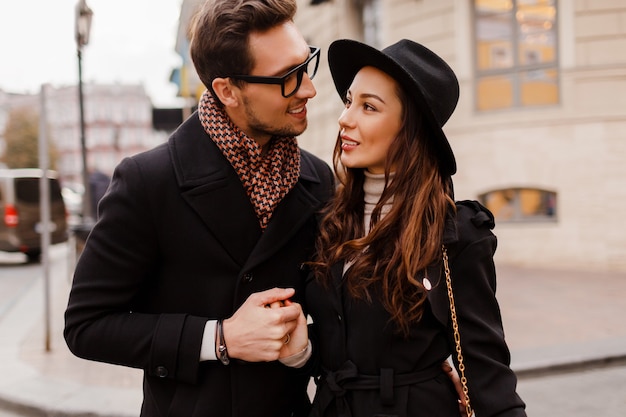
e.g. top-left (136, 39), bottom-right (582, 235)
top-left (270, 298), bottom-right (309, 359)
top-left (221, 288), bottom-right (308, 362)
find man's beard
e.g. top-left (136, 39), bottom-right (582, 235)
top-left (242, 96), bottom-right (307, 139)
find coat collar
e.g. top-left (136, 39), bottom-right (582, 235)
top-left (168, 112), bottom-right (323, 268)
top-left (169, 112), bottom-right (322, 186)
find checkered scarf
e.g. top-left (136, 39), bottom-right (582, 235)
top-left (198, 91), bottom-right (301, 230)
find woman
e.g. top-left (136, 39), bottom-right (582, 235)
top-left (304, 39), bottom-right (527, 417)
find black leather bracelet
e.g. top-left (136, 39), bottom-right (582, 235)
top-left (216, 319), bottom-right (230, 365)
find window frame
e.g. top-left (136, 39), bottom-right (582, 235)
top-left (472, 0), bottom-right (561, 112)
top-left (479, 187), bottom-right (558, 223)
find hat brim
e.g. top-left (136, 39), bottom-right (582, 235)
top-left (328, 39), bottom-right (456, 176)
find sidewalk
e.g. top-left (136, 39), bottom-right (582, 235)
top-left (1, 244), bottom-right (626, 417)
top-left (0, 245), bottom-right (142, 417)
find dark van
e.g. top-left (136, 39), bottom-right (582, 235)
top-left (0, 169), bottom-right (68, 261)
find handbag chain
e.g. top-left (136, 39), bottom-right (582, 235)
top-left (443, 246), bottom-right (474, 417)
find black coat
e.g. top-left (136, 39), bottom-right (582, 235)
top-left (306, 201), bottom-right (526, 417)
top-left (64, 113), bottom-right (335, 417)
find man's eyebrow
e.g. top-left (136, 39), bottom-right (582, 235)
top-left (271, 47), bottom-right (310, 76)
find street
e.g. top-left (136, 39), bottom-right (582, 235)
top-left (0, 243), bottom-right (625, 417)
top-left (0, 253), bottom-right (42, 317)
top-left (0, 242), bottom-right (73, 323)
top-left (517, 363), bottom-right (626, 417)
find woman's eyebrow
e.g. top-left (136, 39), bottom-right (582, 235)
top-left (357, 92), bottom-right (386, 104)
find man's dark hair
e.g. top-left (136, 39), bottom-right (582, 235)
top-left (189, 0), bottom-right (298, 101)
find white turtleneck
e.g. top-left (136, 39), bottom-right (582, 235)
top-left (363, 170), bottom-right (394, 232)
top-left (342, 171), bottom-right (394, 277)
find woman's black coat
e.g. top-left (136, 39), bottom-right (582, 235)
top-left (306, 201), bottom-right (527, 417)
top-left (64, 113), bottom-right (335, 417)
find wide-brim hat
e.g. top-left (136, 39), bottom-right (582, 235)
top-left (328, 39), bottom-right (459, 176)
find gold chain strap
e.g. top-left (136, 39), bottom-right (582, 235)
top-left (443, 246), bottom-right (474, 417)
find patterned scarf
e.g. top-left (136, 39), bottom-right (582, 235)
top-left (197, 91), bottom-right (301, 229)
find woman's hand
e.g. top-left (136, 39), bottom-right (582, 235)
top-left (266, 299), bottom-right (309, 359)
top-left (442, 359), bottom-right (470, 417)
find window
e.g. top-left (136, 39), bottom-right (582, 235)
top-left (479, 187), bottom-right (557, 222)
top-left (473, 0), bottom-right (559, 111)
top-left (15, 178), bottom-right (64, 203)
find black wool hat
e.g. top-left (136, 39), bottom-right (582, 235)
top-left (328, 39), bottom-right (459, 176)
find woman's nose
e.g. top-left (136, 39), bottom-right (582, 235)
top-left (338, 107), bottom-right (353, 128)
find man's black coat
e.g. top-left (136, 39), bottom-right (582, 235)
top-left (64, 113), bottom-right (335, 417)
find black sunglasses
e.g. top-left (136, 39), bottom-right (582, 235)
top-left (227, 46), bottom-right (320, 98)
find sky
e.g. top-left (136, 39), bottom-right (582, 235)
top-left (0, 0), bottom-right (184, 107)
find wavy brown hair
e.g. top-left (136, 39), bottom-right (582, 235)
top-left (312, 85), bottom-right (455, 336)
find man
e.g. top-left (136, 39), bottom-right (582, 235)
top-left (64, 1), bottom-right (334, 416)
top-left (88, 169), bottom-right (110, 219)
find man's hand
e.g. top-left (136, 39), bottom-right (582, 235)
top-left (221, 288), bottom-right (301, 362)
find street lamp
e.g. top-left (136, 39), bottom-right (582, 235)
top-left (75, 0), bottom-right (93, 226)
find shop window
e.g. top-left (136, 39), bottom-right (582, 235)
top-left (479, 187), bottom-right (557, 222)
top-left (473, 0), bottom-right (559, 111)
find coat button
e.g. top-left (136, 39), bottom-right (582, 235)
top-left (155, 366), bottom-right (168, 378)
top-left (337, 314), bottom-right (342, 322)
top-left (242, 273), bottom-right (253, 283)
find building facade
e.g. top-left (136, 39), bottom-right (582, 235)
top-left (1, 83), bottom-right (167, 187)
top-left (292, 0), bottom-right (626, 272)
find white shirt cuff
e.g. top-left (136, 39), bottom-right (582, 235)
top-left (200, 320), bottom-right (217, 361)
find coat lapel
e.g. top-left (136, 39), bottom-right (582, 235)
top-left (169, 113), bottom-right (328, 269)
top-left (242, 153), bottom-right (324, 272)
top-left (169, 114), bottom-right (261, 266)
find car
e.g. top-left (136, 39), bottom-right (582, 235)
top-left (62, 182), bottom-right (84, 225)
top-left (0, 168), bottom-right (68, 262)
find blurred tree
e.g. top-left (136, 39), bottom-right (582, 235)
top-left (1, 107), bottom-right (58, 169)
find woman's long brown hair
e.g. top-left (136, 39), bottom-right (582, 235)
top-left (311, 85), bottom-right (455, 336)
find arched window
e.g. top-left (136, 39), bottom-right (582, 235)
top-left (479, 187), bottom-right (557, 222)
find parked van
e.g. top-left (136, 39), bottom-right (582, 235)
top-left (0, 168), bottom-right (68, 261)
